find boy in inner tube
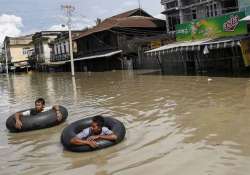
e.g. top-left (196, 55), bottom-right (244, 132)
top-left (70, 116), bottom-right (118, 148)
top-left (15, 98), bottom-right (63, 129)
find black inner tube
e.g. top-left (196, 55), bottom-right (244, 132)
top-left (61, 117), bottom-right (126, 152)
top-left (6, 106), bottom-right (68, 132)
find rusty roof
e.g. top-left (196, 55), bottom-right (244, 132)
top-left (109, 8), bottom-right (152, 19)
top-left (114, 16), bottom-right (164, 28)
top-left (74, 9), bottom-right (165, 40)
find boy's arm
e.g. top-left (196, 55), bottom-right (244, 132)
top-left (88, 127), bottom-right (118, 141)
top-left (70, 137), bottom-right (98, 148)
top-left (100, 127), bottom-right (117, 141)
top-left (70, 137), bottom-right (89, 145)
top-left (52, 105), bottom-right (62, 121)
top-left (15, 112), bottom-right (23, 129)
top-left (70, 128), bottom-right (98, 148)
top-left (88, 134), bottom-right (118, 141)
top-left (99, 134), bottom-right (118, 141)
top-left (52, 105), bottom-right (60, 111)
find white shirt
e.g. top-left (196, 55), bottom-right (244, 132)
top-left (22, 106), bottom-right (52, 116)
top-left (76, 127), bottom-right (113, 139)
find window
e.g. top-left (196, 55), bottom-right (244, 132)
top-left (206, 3), bottom-right (219, 17)
top-left (221, 0), bottom-right (238, 14)
top-left (210, 5), bottom-right (213, 17)
top-left (214, 3), bottom-right (217, 16)
top-left (40, 42), bottom-right (43, 54)
top-left (56, 45), bottom-right (59, 55)
top-left (64, 42), bottom-right (67, 53)
top-left (192, 9), bottom-right (197, 20)
top-left (54, 45), bottom-right (57, 55)
top-left (206, 6), bottom-right (210, 17)
top-left (61, 43), bottom-right (65, 54)
top-left (168, 14), bottom-right (180, 31)
top-left (65, 41), bottom-right (69, 53)
top-left (166, 1), bottom-right (178, 9)
top-left (23, 48), bottom-right (30, 55)
top-left (23, 48), bottom-right (27, 55)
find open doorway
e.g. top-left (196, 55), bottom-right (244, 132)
top-left (186, 51), bottom-right (197, 75)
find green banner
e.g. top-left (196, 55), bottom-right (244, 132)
top-left (176, 12), bottom-right (247, 42)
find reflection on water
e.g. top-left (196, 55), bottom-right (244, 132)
top-left (1, 71), bottom-right (250, 175)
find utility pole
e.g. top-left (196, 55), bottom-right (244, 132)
top-left (4, 40), bottom-right (8, 74)
top-left (61, 4), bottom-right (75, 76)
top-left (138, 0), bottom-right (142, 16)
top-left (138, 0), bottom-right (141, 8)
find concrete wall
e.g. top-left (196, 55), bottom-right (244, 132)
top-left (43, 43), bottom-right (51, 63)
top-left (161, 52), bottom-right (187, 75)
top-left (162, 0), bottom-right (236, 31)
top-left (160, 45), bottom-right (250, 77)
top-left (9, 45), bottom-right (32, 63)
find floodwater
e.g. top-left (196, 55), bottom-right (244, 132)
top-left (1, 70), bottom-right (250, 175)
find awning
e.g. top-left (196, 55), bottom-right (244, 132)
top-left (146, 35), bottom-right (250, 55)
top-left (47, 50), bottom-right (123, 66)
top-left (13, 61), bottom-right (29, 68)
top-left (240, 16), bottom-right (250, 21)
top-left (202, 37), bottom-right (242, 50)
top-left (73, 50), bottom-right (122, 62)
top-left (145, 40), bottom-right (210, 55)
top-left (47, 61), bottom-right (67, 66)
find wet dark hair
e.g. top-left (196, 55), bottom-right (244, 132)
top-left (93, 116), bottom-right (104, 128)
top-left (35, 98), bottom-right (45, 105)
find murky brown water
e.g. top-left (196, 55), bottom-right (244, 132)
top-left (1, 70), bottom-right (250, 175)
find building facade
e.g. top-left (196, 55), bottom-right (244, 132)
top-left (31, 31), bottom-right (63, 71)
top-left (161, 0), bottom-right (239, 32)
top-left (147, 10), bottom-right (250, 76)
top-left (72, 8), bottom-right (166, 72)
top-left (44, 31), bottom-right (82, 72)
top-left (2, 35), bottom-right (33, 72)
top-left (50, 31), bottom-right (82, 62)
top-left (49, 8), bottom-right (167, 72)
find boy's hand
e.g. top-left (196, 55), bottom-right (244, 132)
top-left (87, 140), bottom-right (98, 148)
top-left (87, 135), bottom-right (100, 141)
top-left (56, 110), bottom-right (63, 121)
top-left (15, 119), bottom-right (22, 129)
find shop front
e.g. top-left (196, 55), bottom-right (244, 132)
top-left (147, 11), bottom-right (250, 76)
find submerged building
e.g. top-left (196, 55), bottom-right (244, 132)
top-left (2, 35), bottom-right (33, 72)
top-left (146, 0), bottom-right (250, 76)
top-left (31, 31), bottom-right (63, 71)
top-left (49, 8), bottom-right (167, 72)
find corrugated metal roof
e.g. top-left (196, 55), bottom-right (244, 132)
top-left (109, 8), bottom-right (152, 19)
top-left (146, 35), bottom-right (250, 54)
top-left (146, 40), bottom-right (209, 53)
top-left (74, 9), bottom-right (165, 40)
top-left (240, 15), bottom-right (250, 21)
top-left (74, 50), bottom-right (122, 61)
top-left (49, 50), bottom-right (122, 65)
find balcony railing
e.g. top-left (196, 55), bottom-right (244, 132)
top-left (51, 54), bottom-right (70, 62)
top-left (162, 0), bottom-right (179, 12)
top-left (181, 0), bottom-right (213, 9)
top-left (161, 0), bottom-right (178, 5)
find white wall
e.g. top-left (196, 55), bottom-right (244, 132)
top-left (43, 43), bottom-right (51, 63)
